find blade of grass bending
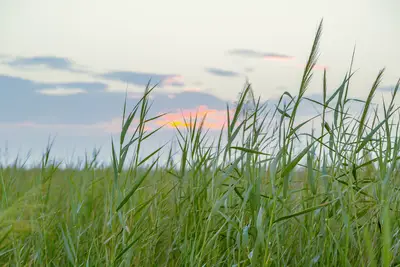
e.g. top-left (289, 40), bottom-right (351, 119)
top-left (273, 199), bottom-right (337, 223)
top-left (230, 146), bottom-right (270, 156)
top-left (0, 225), bottom-right (12, 247)
top-left (289, 114), bottom-right (321, 137)
top-left (307, 149), bottom-right (317, 194)
top-left (326, 72), bottom-right (356, 105)
top-left (120, 110), bottom-right (138, 146)
top-left (357, 69), bottom-right (385, 140)
top-left (140, 125), bottom-right (164, 142)
top-left (355, 110), bottom-right (396, 154)
top-left (116, 159), bottom-right (158, 211)
top-left (120, 137), bottom-right (140, 155)
top-left (114, 231), bottom-right (145, 263)
top-left (111, 139), bottom-right (119, 183)
top-left (344, 45), bottom-right (357, 102)
top-left (333, 75), bottom-right (348, 129)
top-left (137, 146), bottom-right (165, 167)
top-left (281, 141), bottom-right (315, 178)
top-left (60, 224), bottom-right (77, 265)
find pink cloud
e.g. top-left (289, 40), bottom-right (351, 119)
top-left (264, 55), bottom-right (295, 61)
top-left (162, 75), bottom-right (184, 86)
top-left (155, 105), bottom-right (234, 130)
top-left (0, 105), bottom-right (237, 135)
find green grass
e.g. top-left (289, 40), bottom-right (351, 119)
top-left (1, 20), bottom-right (400, 266)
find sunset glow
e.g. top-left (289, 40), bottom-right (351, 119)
top-left (155, 105), bottom-right (234, 130)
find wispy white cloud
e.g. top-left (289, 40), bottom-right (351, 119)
top-left (0, 117), bottom-right (143, 136)
top-left (100, 71), bottom-right (185, 87)
top-left (36, 88), bottom-right (88, 96)
top-left (183, 87), bottom-right (202, 92)
top-left (5, 56), bottom-right (94, 75)
top-left (205, 68), bottom-right (240, 77)
top-left (229, 49), bottom-right (294, 60)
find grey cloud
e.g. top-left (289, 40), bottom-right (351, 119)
top-left (7, 56), bottom-right (91, 73)
top-left (378, 85), bottom-right (399, 92)
top-left (100, 71), bottom-right (184, 87)
top-left (244, 67), bottom-right (254, 73)
top-left (0, 74), bottom-right (107, 95)
top-left (41, 82), bottom-right (108, 91)
top-left (205, 68), bottom-right (240, 77)
top-left (9, 56), bottom-right (73, 70)
top-left (0, 74), bottom-right (228, 124)
top-left (192, 81), bottom-right (204, 86)
top-left (229, 49), bottom-right (293, 59)
top-left (0, 54), bottom-right (12, 64)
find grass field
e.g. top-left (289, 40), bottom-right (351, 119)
top-left (2, 21), bottom-right (400, 266)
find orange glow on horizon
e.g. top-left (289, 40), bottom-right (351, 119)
top-left (155, 105), bottom-right (234, 130)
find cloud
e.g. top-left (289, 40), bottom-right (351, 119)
top-left (0, 74), bottom-right (116, 123)
top-left (7, 56), bottom-right (80, 71)
top-left (192, 81), bottom-right (204, 86)
top-left (154, 105), bottom-right (234, 130)
top-left (151, 91), bottom-right (229, 111)
top-left (0, 74), bottom-right (230, 125)
top-left (263, 93), bottom-right (324, 117)
top-left (228, 49), bottom-right (294, 60)
top-left (100, 71), bottom-right (184, 87)
top-left (205, 68), bottom-right (240, 77)
top-left (0, 74), bottom-right (107, 94)
top-left (183, 87), bottom-right (202, 92)
top-left (378, 85), bottom-right (398, 92)
top-left (37, 88), bottom-right (87, 96)
top-left (244, 67), bottom-right (254, 73)
top-left (127, 92), bottom-right (146, 99)
top-left (6, 56), bottom-right (95, 74)
top-left (0, 104), bottom-right (231, 134)
top-left (43, 82), bottom-right (108, 91)
top-left (0, 117), bottom-right (149, 135)
top-left (0, 75), bottom-right (40, 90)
top-left (0, 54), bottom-right (12, 64)
top-left (162, 75), bottom-right (185, 87)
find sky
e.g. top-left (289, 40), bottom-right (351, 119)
top-left (0, 0), bottom-right (399, 166)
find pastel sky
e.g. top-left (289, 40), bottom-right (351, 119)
top-left (0, 0), bottom-right (399, 165)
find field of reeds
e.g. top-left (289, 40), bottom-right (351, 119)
top-left (1, 21), bottom-right (400, 266)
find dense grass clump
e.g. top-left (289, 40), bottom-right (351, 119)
top-left (2, 21), bottom-right (400, 266)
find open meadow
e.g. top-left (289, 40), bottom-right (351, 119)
top-left (2, 21), bottom-right (400, 266)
